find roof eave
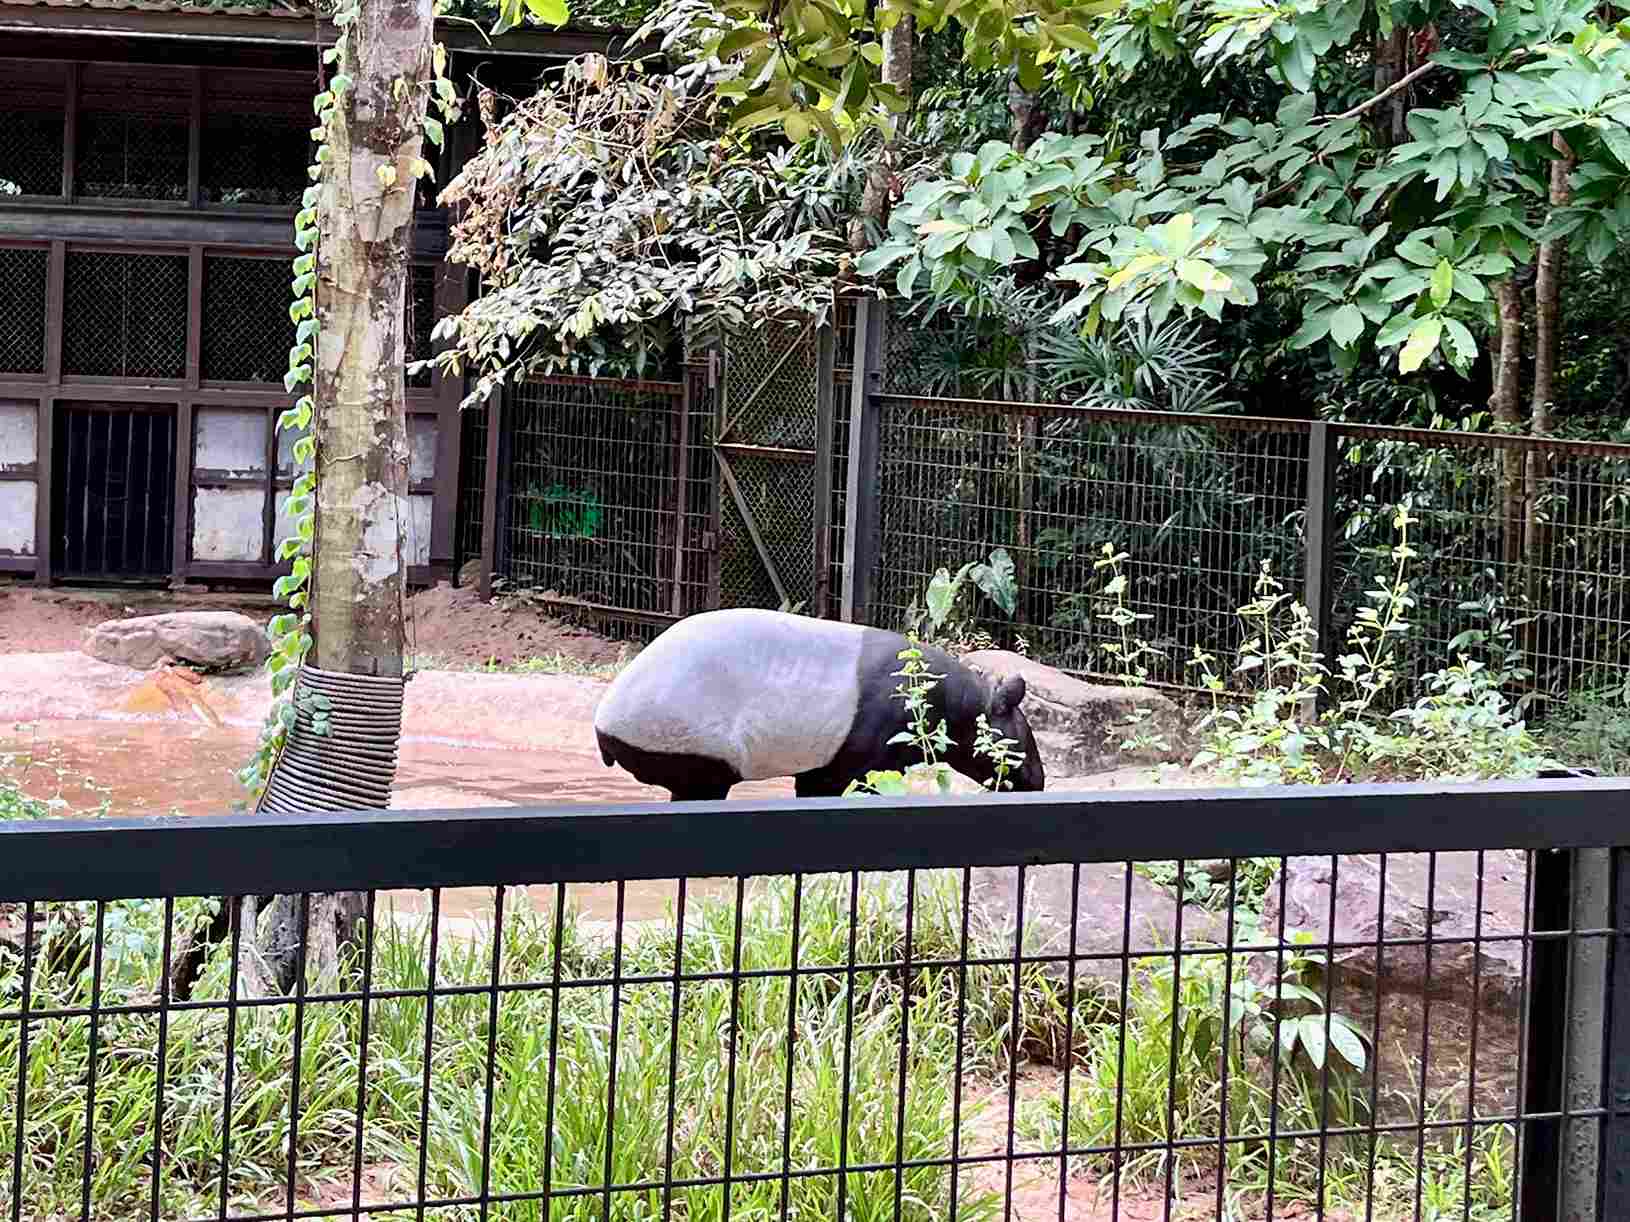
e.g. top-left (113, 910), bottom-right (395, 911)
top-left (0, 4), bottom-right (628, 56)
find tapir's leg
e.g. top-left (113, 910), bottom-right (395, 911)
top-left (599, 731), bottom-right (741, 802)
top-left (794, 769), bottom-right (849, 798)
top-left (669, 781), bottom-right (734, 802)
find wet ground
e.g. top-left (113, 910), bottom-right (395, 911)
top-left (1, 715), bottom-right (784, 924)
top-left (0, 651), bottom-right (1160, 930)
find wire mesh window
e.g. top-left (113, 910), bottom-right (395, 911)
top-left (0, 59), bottom-right (66, 197)
top-left (202, 256), bottom-right (297, 384)
top-left (406, 265), bottom-right (437, 389)
top-left (76, 66), bottom-right (189, 202)
top-left (62, 252), bottom-right (189, 381)
top-left (0, 247), bottom-right (49, 376)
top-left (200, 70), bottom-right (312, 207)
top-left (200, 114), bottom-right (310, 207)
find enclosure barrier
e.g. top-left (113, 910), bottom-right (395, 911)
top-left (472, 318), bottom-right (1630, 704)
top-left (858, 393), bottom-right (1630, 701)
top-left (3, 780), bottom-right (1629, 1220)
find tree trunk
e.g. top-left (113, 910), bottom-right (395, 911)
top-left (1007, 68), bottom-right (1045, 153)
top-left (1372, 28), bottom-right (1409, 147)
top-left (1490, 278), bottom-right (1524, 567)
top-left (1520, 135), bottom-right (1574, 674)
top-left (1524, 138), bottom-right (1572, 558)
top-left (258, 0), bottom-right (433, 995)
top-left (849, 15), bottom-right (914, 253)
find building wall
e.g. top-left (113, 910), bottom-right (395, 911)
top-left (0, 43), bottom-right (476, 587)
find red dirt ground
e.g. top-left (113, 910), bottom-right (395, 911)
top-left (0, 581), bottom-right (628, 670)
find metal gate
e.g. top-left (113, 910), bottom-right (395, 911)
top-left (51, 402), bottom-right (175, 581)
top-left (712, 318), bottom-right (836, 616)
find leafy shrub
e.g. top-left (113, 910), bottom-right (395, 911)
top-left (905, 547), bottom-right (1018, 651)
top-left (1149, 506), bottom-right (1553, 785)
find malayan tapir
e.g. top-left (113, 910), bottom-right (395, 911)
top-left (593, 608), bottom-right (1046, 800)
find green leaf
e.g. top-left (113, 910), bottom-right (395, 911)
top-left (1288, 307), bottom-right (1334, 350)
top-left (717, 27), bottom-right (770, 58)
top-left (1329, 303), bottom-right (1365, 348)
top-left (1176, 258), bottom-right (1233, 293)
top-left (1396, 235), bottom-right (1438, 267)
top-left (1398, 317), bottom-right (1442, 374)
top-left (423, 115), bottom-right (445, 149)
top-left (1327, 1015), bottom-right (1367, 1071)
top-left (523, 0), bottom-right (569, 24)
top-left (1429, 259), bottom-right (1454, 309)
top-left (329, 74), bottom-right (354, 95)
top-left (924, 568), bottom-right (957, 631)
top-left (1297, 1015), bottom-right (1327, 1069)
top-left (1442, 317), bottom-right (1478, 369)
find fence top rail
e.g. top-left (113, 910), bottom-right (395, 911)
top-left (874, 391), bottom-right (1630, 461)
top-left (1330, 418), bottom-right (1630, 460)
top-left (1, 778), bottom-right (1624, 903)
top-left (522, 372), bottom-right (687, 396)
top-left (873, 393), bottom-right (1311, 434)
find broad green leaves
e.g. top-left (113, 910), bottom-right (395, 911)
top-left (850, 4), bottom-right (1630, 381)
top-left (637, 0), bottom-right (1116, 148)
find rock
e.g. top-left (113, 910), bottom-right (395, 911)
top-left (970, 862), bottom-right (1228, 998)
top-left (82, 611), bottom-right (269, 672)
top-left (961, 650), bottom-right (1186, 776)
top-left (900, 765), bottom-right (987, 796)
top-left (1261, 851), bottom-right (1528, 1016)
top-left (458, 559), bottom-right (483, 588)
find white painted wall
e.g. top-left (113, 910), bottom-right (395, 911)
top-left (192, 487), bottom-right (265, 561)
top-left (195, 409), bottom-right (267, 475)
top-left (0, 482), bottom-right (35, 556)
top-left (0, 401), bottom-right (36, 468)
top-left (0, 402), bottom-right (38, 557)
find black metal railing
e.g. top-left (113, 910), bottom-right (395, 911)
top-left (2, 780), bottom-right (1627, 1220)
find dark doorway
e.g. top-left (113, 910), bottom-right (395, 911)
top-left (51, 404), bottom-right (176, 581)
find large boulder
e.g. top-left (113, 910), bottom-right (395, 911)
top-left (82, 611), bottom-right (269, 672)
top-left (970, 863), bottom-right (1228, 996)
top-left (1261, 851), bottom-right (1529, 1016)
top-left (960, 650), bottom-right (1186, 776)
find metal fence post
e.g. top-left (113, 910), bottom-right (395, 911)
top-left (813, 319), bottom-right (836, 618)
top-left (1597, 847), bottom-right (1630, 1217)
top-left (1303, 420), bottom-right (1336, 669)
top-left (841, 297), bottom-right (884, 623)
top-left (1522, 844), bottom-right (1614, 1221)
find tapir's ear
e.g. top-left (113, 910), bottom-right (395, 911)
top-left (990, 674), bottom-right (1026, 717)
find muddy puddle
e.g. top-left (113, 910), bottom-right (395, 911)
top-left (3, 719), bottom-right (782, 923)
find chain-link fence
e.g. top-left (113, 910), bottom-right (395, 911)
top-left (62, 252), bottom-right (189, 381)
top-left (0, 246), bottom-right (48, 376)
top-left (471, 310), bottom-right (1630, 703)
top-left (0, 59), bottom-right (66, 197)
top-left (861, 393), bottom-right (1630, 701)
top-left (201, 256), bottom-right (296, 384)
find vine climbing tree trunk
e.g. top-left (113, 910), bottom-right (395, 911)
top-left (256, 0), bottom-right (435, 995)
